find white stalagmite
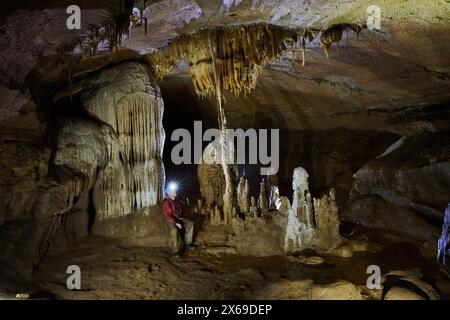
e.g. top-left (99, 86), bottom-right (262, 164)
top-left (269, 185), bottom-right (281, 210)
top-left (284, 167), bottom-right (343, 252)
top-left (292, 167), bottom-right (315, 228)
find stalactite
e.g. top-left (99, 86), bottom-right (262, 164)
top-left (148, 23), bottom-right (299, 98)
top-left (320, 23), bottom-right (364, 61)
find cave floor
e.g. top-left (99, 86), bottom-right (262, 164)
top-left (3, 236), bottom-right (444, 300)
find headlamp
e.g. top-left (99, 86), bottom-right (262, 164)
top-left (168, 182), bottom-right (178, 192)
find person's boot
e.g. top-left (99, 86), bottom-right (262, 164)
top-left (186, 244), bottom-right (197, 251)
top-left (171, 251), bottom-right (181, 257)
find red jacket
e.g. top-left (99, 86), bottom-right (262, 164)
top-left (163, 197), bottom-right (185, 227)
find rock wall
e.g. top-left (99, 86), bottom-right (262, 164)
top-left (0, 91), bottom-right (86, 278)
top-left (0, 137), bottom-right (89, 279)
top-left (346, 132), bottom-right (450, 253)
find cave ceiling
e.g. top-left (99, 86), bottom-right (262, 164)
top-left (1, 0), bottom-right (449, 134)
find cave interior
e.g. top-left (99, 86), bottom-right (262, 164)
top-left (0, 0), bottom-right (449, 300)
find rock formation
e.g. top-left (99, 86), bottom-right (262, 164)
top-left (197, 142), bottom-right (226, 207)
top-left (257, 179), bottom-right (268, 210)
top-left (346, 132), bottom-right (450, 256)
top-left (292, 168), bottom-right (315, 228)
top-left (0, 61), bottom-right (167, 278)
top-left (237, 176), bottom-right (250, 214)
top-left (53, 61), bottom-right (166, 234)
top-left (81, 61), bottom-right (165, 216)
top-left (283, 167), bottom-right (349, 255)
top-left (198, 140), bottom-right (239, 222)
top-left (269, 185), bottom-right (280, 210)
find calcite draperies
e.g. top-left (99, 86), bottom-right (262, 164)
top-left (148, 23), bottom-right (298, 98)
top-left (81, 62), bottom-right (165, 221)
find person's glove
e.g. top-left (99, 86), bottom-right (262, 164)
top-left (176, 223), bottom-right (182, 229)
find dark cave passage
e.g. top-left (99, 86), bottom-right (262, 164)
top-left (87, 187), bottom-right (96, 232)
top-left (161, 75), bottom-right (216, 202)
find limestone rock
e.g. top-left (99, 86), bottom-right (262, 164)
top-left (0, 141), bottom-right (50, 225)
top-left (237, 176), bottom-right (250, 214)
top-left (284, 167), bottom-right (344, 254)
top-left (287, 255), bottom-right (325, 265)
top-left (269, 185), bottom-right (281, 210)
top-left (198, 142), bottom-right (226, 207)
top-left (345, 195), bottom-right (440, 249)
top-left (313, 189), bottom-right (342, 248)
top-left (351, 132), bottom-right (450, 222)
top-left (257, 179), bottom-right (268, 210)
top-left (311, 280), bottom-right (363, 300)
top-left (384, 287), bottom-right (425, 300)
top-left (81, 61), bottom-right (165, 213)
top-left (292, 167), bottom-right (315, 228)
top-left (384, 270), bottom-right (440, 300)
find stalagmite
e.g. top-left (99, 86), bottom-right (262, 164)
top-left (284, 167), bottom-right (344, 253)
top-left (258, 179), bottom-right (268, 210)
top-left (196, 199), bottom-right (203, 214)
top-left (197, 142), bottom-right (226, 207)
top-left (285, 168), bottom-right (314, 251)
top-left (292, 167), bottom-right (315, 228)
top-left (237, 176), bottom-right (250, 214)
top-left (250, 196), bottom-right (258, 217)
top-left (269, 185), bottom-right (281, 210)
top-left (210, 205), bottom-right (222, 226)
top-left (313, 189), bottom-right (342, 248)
